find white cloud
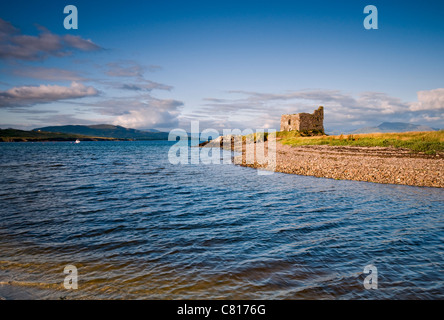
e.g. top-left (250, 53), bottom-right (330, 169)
top-left (0, 18), bottom-right (101, 61)
top-left (12, 66), bottom-right (86, 81)
top-left (112, 99), bottom-right (183, 129)
top-left (0, 82), bottom-right (98, 108)
top-left (89, 96), bottom-right (184, 129)
top-left (121, 81), bottom-right (172, 92)
top-left (409, 88), bottom-right (444, 111)
top-left (106, 61), bottom-right (145, 78)
top-left (104, 60), bottom-right (173, 93)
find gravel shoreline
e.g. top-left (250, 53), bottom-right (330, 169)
top-left (233, 141), bottom-right (444, 188)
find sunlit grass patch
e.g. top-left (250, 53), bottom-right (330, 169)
top-left (277, 130), bottom-right (444, 155)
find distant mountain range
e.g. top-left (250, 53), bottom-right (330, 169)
top-left (33, 124), bottom-right (169, 140)
top-left (350, 122), bottom-right (439, 134)
top-left (3, 122), bottom-right (439, 142)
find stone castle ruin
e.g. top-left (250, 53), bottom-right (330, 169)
top-left (280, 106), bottom-right (324, 133)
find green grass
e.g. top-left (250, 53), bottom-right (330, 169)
top-left (243, 132), bottom-right (270, 142)
top-left (277, 130), bottom-right (444, 155)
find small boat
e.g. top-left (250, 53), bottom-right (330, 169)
top-left (75, 139), bottom-right (80, 144)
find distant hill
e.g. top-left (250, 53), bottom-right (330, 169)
top-left (0, 128), bottom-right (121, 142)
top-left (351, 122), bottom-right (437, 134)
top-left (33, 124), bottom-right (169, 140)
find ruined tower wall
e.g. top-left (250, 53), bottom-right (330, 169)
top-left (280, 114), bottom-right (301, 132)
top-left (280, 106), bottom-right (324, 133)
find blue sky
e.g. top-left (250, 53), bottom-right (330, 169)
top-left (0, 0), bottom-right (443, 132)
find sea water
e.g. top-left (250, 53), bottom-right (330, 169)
top-left (0, 141), bottom-right (443, 299)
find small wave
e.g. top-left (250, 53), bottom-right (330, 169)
top-left (0, 280), bottom-right (62, 290)
top-left (49, 164), bottom-right (64, 168)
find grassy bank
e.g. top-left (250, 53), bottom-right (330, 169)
top-left (277, 130), bottom-right (444, 155)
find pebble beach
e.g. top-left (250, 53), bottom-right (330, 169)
top-left (234, 141), bottom-right (444, 188)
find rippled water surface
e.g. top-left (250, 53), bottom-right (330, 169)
top-left (0, 141), bottom-right (443, 299)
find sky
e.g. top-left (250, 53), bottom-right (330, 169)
top-left (0, 0), bottom-right (443, 133)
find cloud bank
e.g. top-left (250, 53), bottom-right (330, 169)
top-left (192, 88), bottom-right (444, 132)
top-left (90, 96), bottom-right (184, 130)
